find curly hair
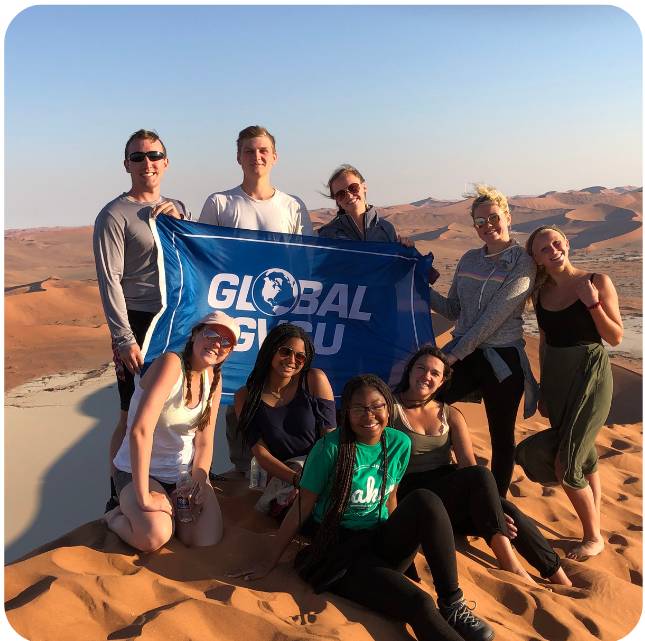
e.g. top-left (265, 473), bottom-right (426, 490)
top-left (467, 183), bottom-right (510, 219)
top-left (237, 323), bottom-right (315, 438)
top-left (392, 345), bottom-right (451, 404)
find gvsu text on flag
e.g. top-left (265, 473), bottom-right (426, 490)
top-left (144, 216), bottom-right (435, 403)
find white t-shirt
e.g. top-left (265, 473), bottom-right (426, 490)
top-left (113, 366), bottom-right (209, 483)
top-left (199, 185), bottom-right (313, 235)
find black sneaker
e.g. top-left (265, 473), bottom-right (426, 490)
top-left (439, 598), bottom-right (495, 641)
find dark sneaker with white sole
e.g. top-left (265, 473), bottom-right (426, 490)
top-left (439, 598), bottom-right (495, 641)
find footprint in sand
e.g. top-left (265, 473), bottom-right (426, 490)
top-left (611, 439), bottom-right (631, 451)
top-left (608, 534), bottom-right (629, 546)
top-left (627, 523), bottom-right (642, 532)
top-left (496, 583), bottom-right (530, 616)
top-left (290, 613), bottom-right (318, 625)
top-left (542, 487), bottom-right (556, 497)
top-left (532, 607), bottom-right (570, 641)
top-left (629, 569), bottom-right (642, 586)
top-left (574, 614), bottom-right (600, 637)
top-left (623, 476), bottom-right (639, 485)
top-left (617, 493), bottom-right (629, 502)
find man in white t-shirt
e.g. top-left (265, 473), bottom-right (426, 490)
top-left (199, 125), bottom-right (312, 235)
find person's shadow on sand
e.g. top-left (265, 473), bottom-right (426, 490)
top-left (5, 380), bottom-right (116, 563)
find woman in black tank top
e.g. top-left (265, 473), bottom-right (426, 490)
top-left (235, 324), bottom-right (336, 518)
top-left (516, 225), bottom-right (622, 562)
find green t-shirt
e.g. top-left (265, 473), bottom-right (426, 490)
top-left (300, 427), bottom-right (411, 530)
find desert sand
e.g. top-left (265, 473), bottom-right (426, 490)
top-left (4, 186), bottom-right (643, 640)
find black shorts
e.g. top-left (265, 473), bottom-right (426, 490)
top-left (113, 469), bottom-right (176, 497)
top-left (111, 309), bottom-right (156, 412)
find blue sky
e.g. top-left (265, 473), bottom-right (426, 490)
top-left (3, 3), bottom-right (643, 229)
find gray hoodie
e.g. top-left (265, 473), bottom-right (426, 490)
top-left (430, 242), bottom-right (536, 361)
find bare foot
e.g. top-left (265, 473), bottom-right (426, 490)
top-left (103, 505), bottom-right (122, 528)
top-left (566, 537), bottom-right (604, 561)
top-left (548, 567), bottom-right (573, 586)
top-left (504, 564), bottom-right (539, 586)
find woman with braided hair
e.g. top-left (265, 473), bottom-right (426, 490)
top-left (234, 323), bottom-right (336, 518)
top-left (233, 374), bottom-right (495, 641)
top-left (105, 311), bottom-right (240, 551)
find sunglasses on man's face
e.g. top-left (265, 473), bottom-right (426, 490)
top-left (333, 182), bottom-right (361, 202)
top-left (473, 213), bottom-right (502, 228)
top-left (201, 327), bottom-right (233, 348)
top-left (127, 150), bottom-right (166, 162)
top-left (277, 345), bottom-right (307, 365)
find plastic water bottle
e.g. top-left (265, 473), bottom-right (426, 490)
top-left (249, 457), bottom-right (267, 489)
top-left (175, 463), bottom-right (194, 523)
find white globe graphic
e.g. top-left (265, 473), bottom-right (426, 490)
top-left (251, 268), bottom-right (300, 316)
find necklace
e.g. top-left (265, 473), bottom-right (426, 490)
top-left (398, 392), bottom-right (434, 409)
top-left (263, 386), bottom-right (283, 400)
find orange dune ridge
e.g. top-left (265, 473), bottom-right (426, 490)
top-left (4, 186), bottom-right (642, 640)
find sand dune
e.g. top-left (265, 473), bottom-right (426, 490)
top-left (4, 337), bottom-right (643, 641)
top-left (4, 185), bottom-right (642, 641)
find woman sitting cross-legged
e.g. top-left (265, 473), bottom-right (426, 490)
top-left (393, 346), bottom-right (571, 586)
top-left (105, 311), bottom-right (240, 551)
top-left (233, 374), bottom-right (495, 641)
top-left (234, 323), bottom-right (336, 518)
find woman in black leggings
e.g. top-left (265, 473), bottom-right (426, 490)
top-left (233, 374), bottom-right (494, 641)
top-left (392, 345), bottom-right (571, 586)
top-left (430, 184), bottom-right (537, 497)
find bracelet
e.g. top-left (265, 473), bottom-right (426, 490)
top-left (587, 300), bottom-right (601, 310)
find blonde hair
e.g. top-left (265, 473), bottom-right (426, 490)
top-left (467, 184), bottom-right (510, 219)
top-left (525, 224), bottom-right (569, 299)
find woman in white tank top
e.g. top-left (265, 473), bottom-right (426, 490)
top-left (105, 311), bottom-right (240, 552)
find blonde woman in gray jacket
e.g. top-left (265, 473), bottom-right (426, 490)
top-left (430, 185), bottom-right (536, 498)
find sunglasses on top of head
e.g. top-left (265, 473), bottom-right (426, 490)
top-left (127, 150), bottom-right (166, 162)
top-left (277, 345), bottom-right (307, 365)
top-left (473, 212), bottom-right (502, 228)
top-left (333, 182), bottom-right (361, 202)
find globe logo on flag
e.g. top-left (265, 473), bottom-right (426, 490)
top-left (251, 268), bottom-right (300, 316)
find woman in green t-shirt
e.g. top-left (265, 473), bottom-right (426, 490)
top-left (232, 374), bottom-right (494, 641)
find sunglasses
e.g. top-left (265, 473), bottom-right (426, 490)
top-left (349, 402), bottom-right (388, 416)
top-left (333, 182), bottom-right (361, 202)
top-left (277, 345), bottom-right (307, 365)
top-left (201, 327), bottom-right (233, 348)
top-left (127, 150), bottom-right (166, 162)
top-left (473, 213), bottom-right (502, 228)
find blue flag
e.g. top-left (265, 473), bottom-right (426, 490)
top-left (144, 216), bottom-right (435, 403)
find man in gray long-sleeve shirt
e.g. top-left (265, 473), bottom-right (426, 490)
top-left (93, 129), bottom-right (189, 510)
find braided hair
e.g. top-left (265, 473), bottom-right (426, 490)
top-left (182, 325), bottom-right (223, 432)
top-left (393, 345), bottom-right (451, 405)
top-left (237, 323), bottom-right (315, 439)
top-left (305, 374), bottom-right (394, 564)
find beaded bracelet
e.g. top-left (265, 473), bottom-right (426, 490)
top-left (587, 300), bottom-right (601, 310)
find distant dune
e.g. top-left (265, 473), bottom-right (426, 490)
top-left (4, 186), bottom-right (642, 392)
